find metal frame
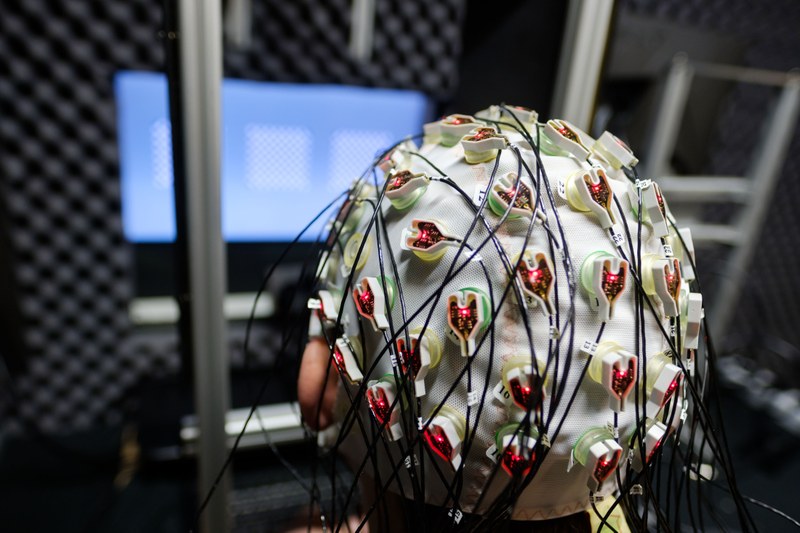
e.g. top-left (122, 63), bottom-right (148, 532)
top-left (643, 55), bottom-right (800, 340)
top-left (177, 0), bottom-right (231, 531)
top-left (180, 402), bottom-right (305, 454)
top-left (551, 0), bottom-right (616, 130)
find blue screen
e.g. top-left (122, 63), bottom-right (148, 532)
top-left (115, 71), bottom-right (430, 242)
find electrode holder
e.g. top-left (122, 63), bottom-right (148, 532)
top-left (580, 251), bottom-right (629, 321)
top-left (446, 287), bottom-right (491, 357)
top-left (488, 172), bottom-right (535, 219)
top-left (333, 336), bottom-right (364, 384)
top-left (501, 355), bottom-right (546, 413)
top-left (366, 375), bottom-right (404, 441)
top-left (495, 423), bottom-right (539, 478)
top-left (460, 126), bottom-right (509, 164)
top-left (513, 248), bottom-right (555, 315)
top-left (353, 276), bottom-right (396, 331)
top-left (588, 341), bottom-right (638, 412)
top-left (423, 405), bottom-right (467, 470)
top-left (642, 255), bottom-right (682, 317)
top-left (592, 131), bottom-right (639, 170)
top-left (397, 326), bottom-right (443, 397)
top-left (565, 167), bottom-right (616, 228)
top-left (386, 169), bottom-right (430, 210)
top-left (543, 119), bottom-right (594, 160)
top-left (573, 428), bottom-right (623, 491)
top-left (402, 219), bottom-right (460, 261)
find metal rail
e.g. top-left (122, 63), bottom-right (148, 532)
top-left (643, 55), bottom-right (800, 340)
top-left (177, 0), bottom-right (231, 530)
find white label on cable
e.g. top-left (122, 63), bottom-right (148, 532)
top-left (493, 381), bottom-right (513, 406)
top-left (403, 453), bottom-right (419, 468)
top-left (446, 328), bottom-right (460, 344)
top-left (390, 353), bottom-right (398, 368)
top-left (473, 185), bottom-right (488, 206)
top-left (591, 494), bottom-right (605, 503)
top-left (467, 390), bottom-right (480, 406)
top-left (417, 417), bottom-right (424, 431)
top-left (662, 243), bottom-right (674, 257)
top-left (307, 298), bottom-right (322, 310)
top-left (550, 325), bottom-right (560, 339)
top-left (581, 340), bottom-right (598, 356)
top-left (631, 484), bottom-right (644, 495)
top-left (636, 179), bottom-right (652, 189)
top-left (610, 228), bottom-right (626, 247)
top-left (557, 176), bottom-right (567, 199)
top-left (448, 509), bottom-right (464, 525)
top-left (541, 433), bottom-right (551, 448)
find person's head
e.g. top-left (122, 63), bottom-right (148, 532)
top-left (298, 105), bottom-right (735, 531)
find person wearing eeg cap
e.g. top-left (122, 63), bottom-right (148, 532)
top-left (296, 104), bottom-right (747, 532)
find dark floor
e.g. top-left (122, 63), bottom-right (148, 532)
top-left (1, 383), bottom-right (798, 533)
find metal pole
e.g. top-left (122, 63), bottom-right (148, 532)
top-left (177, 0), bottom-right (231, 531)
top-left (550, 0), bottom-right (615, 130)
top-left (643, 54), bottom-right (694, 179)
top-left (710, 76), bottom-right (800, 339)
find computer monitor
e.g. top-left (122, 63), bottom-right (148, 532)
top-left (115, 71), bottom-right (432, 297)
